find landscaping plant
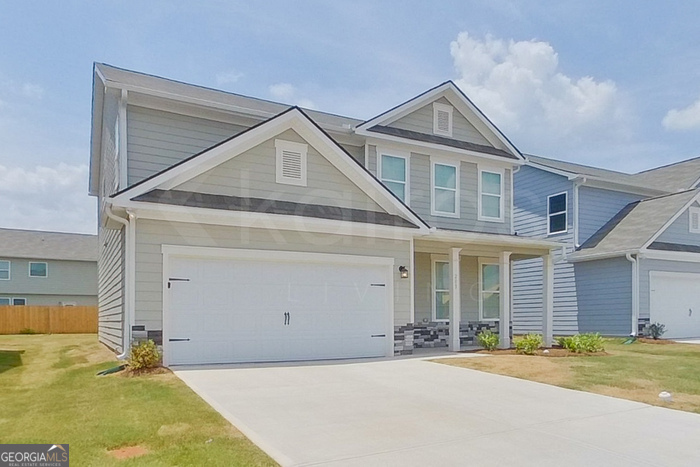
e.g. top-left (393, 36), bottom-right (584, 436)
top-left (515, 333), bottom-right (543, 355)
top-left (477, 330), bottom-right (499, 351)
top-left (128, 339), bottom-right (161, 370)
top-left (648, 322), bottom-right (666, 340)
top-left (557, 333), bottom-right (605, 353)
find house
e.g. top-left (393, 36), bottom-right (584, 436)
top-left (513, 155), bottom-right (700, 339)
top-left (0, 228), bottom-right (98, 306)
top-left (89, 63), bottom-right (559, 365)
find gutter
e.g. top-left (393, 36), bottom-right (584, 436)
top-left (573, 176), bottom-right (586, 247)
top-left (626, 254), bottom-right (640, 336)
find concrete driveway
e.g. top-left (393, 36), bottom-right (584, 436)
top-left (175, 356), bottom-right (700, 466)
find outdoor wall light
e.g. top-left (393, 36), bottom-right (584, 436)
top-left (398, 265), bottom-right (409, 279)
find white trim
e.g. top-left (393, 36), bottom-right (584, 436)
top-left (478, 167), bottom-right (505, 222)
top-left (433, 102), bottom-right (453, 137)
top-left (431, 255), bottom-right (450, 322)
top-left (12, 297), bottom-right (26, 306)
top-left (431, 159), bottom-right (460, 218)
top-left (449, 247), bottom-right (462, 351)
top-left (642, 192), bottom-right (700, 250)
top-left (547, 192), bottom-right (568, 235)
top-left (118, 89), bottom-right (128, 190)
top-left (689, 206), bottom-right (700, 234)
top-left (0, 260), bottom-right (9, 281)
top-left (498, 251), bottom-right (511, 348)
top-left (568, 250), bottom-right (639, 262)
top-left (478, 258), bottom-right (500, 322)
top-left (0, 297), bottom-right (10, 305)
top-left (377, 147), bottom-right (410, 205)
top-left (426, 229), bottom-right (560, 250)
top-left (642, 250), bottom-right (700, 263)
top-left (409, 237), bottom-right (415, 324)
top-left (275, 139), bottom-right (308, 187)
top-left (510, 167), bottom-right (517, 235)
top-left (28, 261), bottom-right (48, 278)
top-left (573, 179), bottom-right (584, 246)
top-left (626, 253), bottom-right (639, 336)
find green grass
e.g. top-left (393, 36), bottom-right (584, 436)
top-left (440, 339), bottom-right (700, 413)
top-left (0, 334), bottom-right (277, 466)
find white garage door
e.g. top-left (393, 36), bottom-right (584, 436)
top-left (650, 271), bottom-right (700, 339)
top-left (165, 250), bottom-right (392, 365)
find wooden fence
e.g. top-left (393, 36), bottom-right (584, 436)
top-left (0, 306), bottom-right (98, 334)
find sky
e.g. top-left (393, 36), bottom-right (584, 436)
top-left (2, 1), bottom-right (700, 234)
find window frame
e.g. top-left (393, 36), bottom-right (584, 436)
top-left (378, 149), bottom-right (410, 205)
top-left (431, 159), bottom-right (460, 218)
top-left (433, 102), bottom-right (453, 137)
top-left (478, 168), bottom-right (505, 222)
top-left (547, 192), bottom-right (568, 235)
top-left (0, 297), bottom-right (10, 305)
top-left (431, 257), bottom-right (450, 322)
top-left (0, 260), bottom-right (9, 281)
top-left (12, 298), bottom-right (26, 306)
top-left (689, 206), bottom-right (700, 234)
top-left (28, 262), bottom-right (48, 278)
top-left (275, 139), bottom-right (308, 187)
top-left (478, 259), bottom-right (501, 321)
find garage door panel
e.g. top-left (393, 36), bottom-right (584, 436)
top-left (650, 272), bottom-right (700, 339)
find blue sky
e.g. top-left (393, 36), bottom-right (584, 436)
top-left (2, 1), bottom-right (700, 233)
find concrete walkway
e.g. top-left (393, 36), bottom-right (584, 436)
top-left (175, 356), bottom-right (700, 466)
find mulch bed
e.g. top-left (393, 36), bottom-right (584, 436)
top-left (636, 338), bottom-right (675, 345)
top-left (473, 347), bottom-right (608, 357)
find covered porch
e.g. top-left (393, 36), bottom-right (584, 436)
top-left (395, 231), bottom-right (558, 354)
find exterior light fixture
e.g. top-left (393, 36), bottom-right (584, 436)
top-left (398, 265), bottom-right (409, 279)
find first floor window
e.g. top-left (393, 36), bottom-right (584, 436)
top-left (480, 170), bottom-right (503, 220)
top-left (12, 298), bottom-right (26, 306)
top-left (29, 262), bottom-right (47, 278)
top-left (0, 298), bottom-right (10, 305)
top-left (548, 192), bottom-right (567, 234)
top-left (380, 154), bottom-right (407, 202)
top-left (0, 260), bottom-right (9, 280)
top-left (433, 260), bottom-right (450, 321)
top-left (480, 262), bottom-right (500, 320)
top-left (433, 162), bottom-right (458, 216)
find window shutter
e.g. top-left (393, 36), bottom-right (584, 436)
top-left (281, 149), bottom-right (303, 181)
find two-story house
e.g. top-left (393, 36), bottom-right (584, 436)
top-left (0, 228), bottom-right (98, 306)
top-left (513, 155), bottom-right (700, 339)
top-left (90, 64), bottom-right (558, 365)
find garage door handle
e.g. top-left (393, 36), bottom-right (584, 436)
top-left (169, 338), bottom-right (190, 342)
top-left (371, 334), bottom-right (386, 338)
top-left (284, 312), bottom-right (290, 325)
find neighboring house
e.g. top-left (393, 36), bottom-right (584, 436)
top-left (0, 228), bottom-right (98, 306)
top-left (513, 155), bottom-right (700, 339)
top-left (89, 63), bottom-right (559, 365)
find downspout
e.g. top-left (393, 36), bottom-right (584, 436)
top-left (511, 166), bottom-right (520, 235)
top-left (573, 177), bottom-right (586, 248)
top-left (626, 253), bottom-right (639, 336)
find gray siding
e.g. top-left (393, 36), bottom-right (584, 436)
top-left (176, 129), bottom-right (383, 212)
top-left (656, 202), bottom-right (700, 246)
top-left (0, 257), bottom-right (97, 296)
top-left (339, 144), bottom-right (364, 165)
top-left (127, 106), bottom-right (246, 185)
top-left (134, 219), bottom-right (411, 331)
top-left (639, 258), bottom-right (700, 321)
top-left (389, 97), bottom-right (491, 147)
top-left (513, 165), bottom-right (573, 239)
top-left (368, 145), bottom-right (377, 175)
top-left (98, 227), bottom-right (124, 352)
top-left (579, 187), bottom-right (644, 245)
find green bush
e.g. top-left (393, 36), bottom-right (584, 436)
top-left (515, 333), bottom-right (543, 355)
top-left (557, 333), bottom-right (605, 353)
top-left (128, 339), bottom-right (161, 370)
top-left (648, 322), bottom-right (666, 340)
top-left (477, 330), bottom-right (499, 351)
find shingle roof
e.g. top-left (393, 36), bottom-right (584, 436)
top-left (571, 189), bottom-right (700, 258)
top-left (0, 228), bottom-right (98, 262)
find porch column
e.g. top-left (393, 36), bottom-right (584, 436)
top-left (499, 251), bottom-right (512, 349)
top-left (542, 253), bottom-right (554, 347)
top-left (449, 247), bottom-right (462, 351)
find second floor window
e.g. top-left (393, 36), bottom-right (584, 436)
top-left (380, 154), bottom-right (408, 203)
top-left (479, 170), bottom-right (503, 221)
top-left (29, 262), bottom-right (48, 278)
top-left (432, 162), bottom-right (458, 217)
top-left (548, 192), bottom-right (568, 234)
top-left (0, 261), bottom-right (9, 280)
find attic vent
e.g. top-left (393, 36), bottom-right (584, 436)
top-left (275, 139), bottom-right (308, 187)
top-left (690, 206), bottom-right (700, 234)
top-left (433, 102), bottom-right (453, 137)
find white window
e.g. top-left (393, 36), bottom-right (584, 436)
top-left (479, 169), bottom-right (504, 221)
top-left (275, 139), bottom-right (308, 187)
top-left (547, 192), bottom-right (568, 235)
top-left (431, 161), bottom-right (459, 217)
top-left (690, 206), bottom-right (700, 234)
top-left (0, 260), bottom-right (9, 280)
top-left (379, 152), bottom-right (409, 203)
top-left (433, 102), bottom-right (453, 137)
top-left (0, 298), bottom-right (10, 305)
top-left (432, 259), bottom-right (450, 321)
top-left (479, 261), bottom-right (500, 321)
top-left (12, 298), bottom-right (26, 306)
top-left (29, 262), bottom-right (48, 278)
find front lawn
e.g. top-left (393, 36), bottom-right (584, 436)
top-left (0, 334), bottom-right (276, 466)
top-left (438, 339), bottom-right (700, 414)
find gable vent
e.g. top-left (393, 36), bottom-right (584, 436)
top-left (433, 102), bottom-right (453, 137)
top-left (436, 110), bottom-right (450, 133)
top-left (275, 139), bottom-right (308, 187)
top-left (690, 207), bottom-right (700, 234)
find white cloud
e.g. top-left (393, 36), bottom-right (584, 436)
top-left (450, 32), bottom-right (629, 156)
top-left (0, 163), bottom-right (96, 234)
top-left (21, 83), bottom-right (44, 100)
top-left (269, 83), bottom-right (316, 109)
top-left (215, 70), bottom-right (243, 86)
top-left (662, 98), bottom-right (700, 131)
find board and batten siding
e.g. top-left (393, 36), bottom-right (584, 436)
top-left (98, 227), bottom-right (124, 352)
top-left (512, 165), bottom-right (579, 334)
top-left (655, 202), bottom-right (700, 247)
top-left (578, 187), bottom-right (644, 245)
top-left (638, 258), bottom-right (700, 322)
top-left (134, 219), bottom-right (411, 332)
top-left (389, 97), bottom-right (491, 147)
top-left (176, 129), bottom-right (384, 212)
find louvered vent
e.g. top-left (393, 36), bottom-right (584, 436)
top-left (690, 207), bottom-right (700, 233)
top-left (436, 110), bottom-right (450, 133)
top-left (433, 102), bottom-right (453, 136)
top-left (281, 150), bottom-right (303, 180)
top-left (275, 139), bottom-right (308, 186)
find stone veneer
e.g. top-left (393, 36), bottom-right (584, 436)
top-left (394, 321), bottom-right (504, 355)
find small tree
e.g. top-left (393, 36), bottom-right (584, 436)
top-left (648, 322), bottom-right (666, 340)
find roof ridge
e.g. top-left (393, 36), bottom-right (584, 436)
top-left (525, 153), bottom-right (633, 176)
top-left (636, 187), bottom-right (699, 203)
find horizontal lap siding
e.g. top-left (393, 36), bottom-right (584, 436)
top-left (656, 203), bottom-right (700, 246)
top-left (98, 227), bottom-right (124, 352)
top-left (127, 106), bottom-right (246, 185)
top-left (579, 187), bottom-right (644, 245)
top-left (134, 220), bottom-right (411, 331)
top-left (176, 129), bottom-right (383, 212)
top-left (639, 258), bottom-right (700, 321)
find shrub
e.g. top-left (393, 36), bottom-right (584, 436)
top-left (648, 322), bottom-right (666, 340)
top-left (128, 340), bottom-right (161, 370)
top-left (19, 328), bottom-right (37, 335)
top-left (477, 330), bottom-right (499, 351)
top-left (557, 333), bottom-right (605, 353)
top-left (515, 333), bottom-right (543, 355)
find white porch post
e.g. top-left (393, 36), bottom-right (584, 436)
top-left (499, 251), bottom-right (512, 349)
top-left (542, 253), bottom-right (554, 347)
top-left (449, 247), bottom-right (462, 351)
